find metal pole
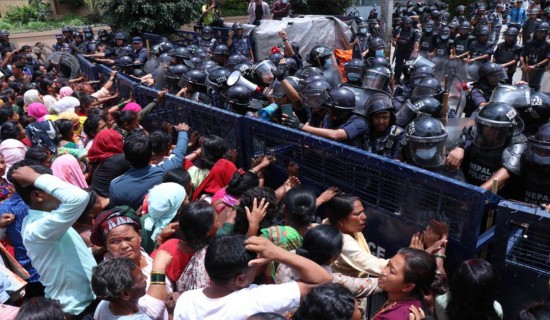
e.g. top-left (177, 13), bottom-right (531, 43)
top-left (380, 0), bottom-right (393, 58)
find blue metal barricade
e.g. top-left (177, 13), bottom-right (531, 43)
top-left (77, 55), bottom-right (98, 80)
top-left (141, 33), bottom-right (165, 47)
top-left (96, 64), bottom-right (139, 101)
top-left (170, 29), bottom-right (198, 47)
top-left (491, 201), bottom-right (550, 319)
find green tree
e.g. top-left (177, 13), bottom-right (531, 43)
top-left (100, 0), bottom-right (203, 35)
top-left (290, 0), bottom-right (355, 15)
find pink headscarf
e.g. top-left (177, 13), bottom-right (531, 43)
top-left (122, 102), bottom-right (142, 113)
top-left (0, 139), bottom-right (26, 178)
top-left (51, 154), bottom-right (89, 189)
top-left (27, 102), bottom-right (49, 122)
top-left (59, 86), bottom-right (74, 99)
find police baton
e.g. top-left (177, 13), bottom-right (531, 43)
top-left (481, 179), bottom-right (499, 258)
top-left (441, 74), bottom-right (449, 126)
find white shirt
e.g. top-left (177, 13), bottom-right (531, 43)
top-left (94, 300), bottom-right (152, 320)
top-left (22, 175), bottom-right (96, 315)
top-left (174, 281), bottom-right (301, 320)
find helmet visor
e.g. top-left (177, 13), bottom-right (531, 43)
top-left (412, 85), bottom-right (436, 99)
top-left (267, 80), bottom-right (285, 99)
top-left (362, 69), bottom-right (388, 90)
top-left (255, 60), bottom-right (276, 83)
top-left (302, 89), bottom-right (330, 109)
top-left (473, 122), bottom-right (511, 149)
top-left (490, 85), bottom-right (530, 108)
top-left (396, 100), bottom-right (419, 127)
top-left (407, 137), bottom-right (447, 167)
top-left (527, 138), bottom-right (550, 165)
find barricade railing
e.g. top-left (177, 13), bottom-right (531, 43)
top-left (491, 201), bottom-right (550, 319)
top-left (77, 54), bottom-right (98, 80)
top-left (96, 64), bottom-right (139, 101)
top-left (170, 29), bottom-right (198, 47)
top-left (141, 33), bottom-right (166, 47)
top-left (78, 54), bottom-right (547, 318)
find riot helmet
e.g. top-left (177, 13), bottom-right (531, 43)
top-left (234, 62), bottom-right (255, 79)
top-left (406, 116), bottom-right (448, 167)
top-left (478, 62), bottom-right (507, 87)
top-left (296, 66), bottom-right (323, 79)
top-left (396, 96), bottom-right (442, 127)
top-left (306, 45), bottom-right (333, 68)
top-left (267, 76), bottom-right (301, 99)
top-left (200, 60), bottom-right (219, 72)
top-left (410, 65), bottom-right (435, 86)
top-left (411, 77), bottom-right (442, 98)
top-left (202, 26), bottom-right (214, 40)
top-left (285, 57), bottom-right (299, 75)
top-left (254, 60), bottom-right (277, 84)
top-left (326, 87), bottom-right (357, 123)
top-left (179, 69), bottom-right (207, 88)
top-left (424, 20), bottom-right (435, 33)
top-left (114, 32), bottom-right (126, 41)
top-left (207, 67), bottom-right (231, 90)
top-left (344, 59), bottom-right (365, 83)
top-left (459, 21), bottom-right (471, 36)
top-left (232, 22), bottom-right (244, 31)
top-left (97, 29), bottom-right (109, 41)
top-left (225, 85), bottom-right (252, 108)
top-left (115, 55), bottom-right (134, 68)
top-left (504, 27), bottom-right (519, 44)
top-left (362, 66), bottom-right (391, 90)
top-left (298, 75), bottom-right (329, 93)
top-left (367, 93), bottom-right (396, 131)
top-left (301, 80), bottom-right (333, 109)
top-left (535, 22), bottom-right (550, 39)
top-left (82, 26), bottom-right (94, 40)
top-left (0, 29), bottom-right (9, 38)
top-left (186, 44), bottom-right (199, 54)
top-left (526, 123), bottom-right (550, 166)
top-left (357, 21), bottom-right (369, 35)
top-left (439, 26), bottom-right (451, 40)
top-left (269, 52), bottom-right (285, 66)
top-left (226, 54), bottom-right (249, 71)
top-left (366, 56), bottom-right (390, 69)
top-left (473, 102), bottom-right (519, 149)
top-left (212, 44), bottom-right (230, 64)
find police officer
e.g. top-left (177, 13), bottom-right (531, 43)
top-left (306, 45), bottom-right (342, 88)
top-left (452, 5), bottom-right (468, 25)
top-left (446, 102), bottom-right (527, 193)
top-left (543, 6), bottom-right (550, 23)
top-left (431, 26), bottom-right (453, 79)
top-left (365, 95), bottom-right (405, 159)
top-left (522, 8), bottom-right (541, 43)
top-left (196, 26), bottom-right (217, 52)
top-left (363, 65), bottom-right (392, 94)
top-left (448, 21), bottom-right (459, 39)
top-left (176, 69), bottom-right (208, 99)
top-left (212, 44), bottom-right (230, 67)
top-left (225, 85), bottom-right (255, 115)
top-left (344, 59), bottom-right (365, 86)
top-left (471, 5), bottom-right (489, 36)
top-left (520, 22), bottom-right (550, 90)
top-left (348, 20), bottom-right (371, 59)
top-left (450, 21), bottom-right (474, 79)
top-left (61, 26), bottom-right (75, 46)
top-left (392, 17), bottom-right (421, 84)
top-left (206, 67), bottom-right (231, 108)
top-left (493, 27), bottom-right (522, 83)
top-left (164, 64), bottom-right (189, 93)
top-left (52, 33), bottom-right (66, 52)
top-left (465, 62), bottom-right (507, 116)
top-left (0, 30), bottom-right (15, 53)
top-left (131, 37), bottom-right (148, 65)
top-left (284, 86), bottom-right (369, 148)
top-left (80, 26), bottom-right (95, 54)
top-left (517, 123), bottom-right (550, 207)
top-left (404, 115), bottom-right (465, 180)
top-left (227, 22), bottom-right (254, 62)
top-left (466, 25), bottom-right (494, 65)
top-left (419, 21), bottom-right (437, 58)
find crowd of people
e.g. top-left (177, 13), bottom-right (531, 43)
top-left (0, 0), bottom-right (548, 319)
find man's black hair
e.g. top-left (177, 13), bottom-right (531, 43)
top-left (204, 235), bottom-right (256, 285)
top-left (123, 131), bottom-right (152, 168)
top-left (7, 160), bottom-right (52, 205)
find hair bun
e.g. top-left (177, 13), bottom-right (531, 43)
top-left (296, 247), bottom-right (310, 258)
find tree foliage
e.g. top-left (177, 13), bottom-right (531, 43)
top-left (99, 0), bottom-right (203, 35)
top-left (290, 0), bottom-right (355, 16)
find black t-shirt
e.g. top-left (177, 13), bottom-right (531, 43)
top-left (255, 3), bottom-right (264, 22)
top-left (91, 153), bottom-right (131, 197)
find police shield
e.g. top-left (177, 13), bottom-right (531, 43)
top-left (339, 83), bottom-right (392, 117)
top-left (446, 74), bottom-right (466, 116)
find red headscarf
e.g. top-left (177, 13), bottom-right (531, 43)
top-left (192, 158), bottom-right (237, 200)
top-left (88, 129), bottom-right (124, 163)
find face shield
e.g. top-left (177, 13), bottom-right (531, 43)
top-left (302, 88), bottom-right (330, 109)
top-left (266, 80), bottom-right (285, 99)
top-left (527, 137), bottom-right (550, 165)
top-left (486, 69), bottom-right (508, 87)
top-left (490, 85), bottom-right (530, 108)
top-left (412, 84), bottom-right (437, 99)
top-left (407, 133), bottom-right (448, 167)
top-left (345, 66), bottom-right (363, 82)
top-left (362, 69), bottom-right (389, 90)
top-left (396, 100), bottom-right (420, 127)
top-left (473, 116), bottom-right (513, 149)
top-left (459, 28), bottom-right (470, 36)
top-left (504, 34), bottom-right (516, 44)
top-left (255, 60), bottom-right (276, 85)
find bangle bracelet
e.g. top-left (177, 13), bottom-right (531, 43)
top-left (150, 273), bottom-right (166, 283)
top-left (434, 254), bottom-right (446, 260)
top-left (150, 281), bottom-right (166, 285)
top-left (249, 169), bottom-right (257, 174)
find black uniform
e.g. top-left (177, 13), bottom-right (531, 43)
top-left (493, 42), bottom-right (522, 82)
top-left (366, 125), bottom-right (405, 159)
top-left (419, 32), bottom-right (437, 55)
top-left (521, 38), bottom-right (550, 90)
top-left (394, 26), bottom-right (421, 83)
top-left (522, 18), bottom-right (541, 43)
top-left (350, 33), bottom-right (370, 60)
top-left (518, 160), bottom-right (550, 205)
top-left (468, 39), bottom-right (494, 63)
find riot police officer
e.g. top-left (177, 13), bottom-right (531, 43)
top-left (212, 44), bottom-right (230, 67)
top-left (404, 115), bottom-right (465, 180)
top-left (396, 95), bottom-right (443, 128)
top-left (467, 25), bottom-right (494, 65)
top-left (284, 86), bottom-right (369, 148)
top-left (225, 85), bottom-right (255, 115)
top-left (206, 67), bottom-right (231, 109)
top-left (452, 5), bottom-right (468, 25)
top-left (450, 21), bottom-right (474, 80)
top-left (195, 26), bottom-right (217, 52)
top-left (488, 3), bottom-right (505, 44)
top-left (493, 27), bottom-right (522, 83)
top-left (517, 123), bottom-right (550, 206)
top-left (177, 69), bottom-right (208, 99)
top-left (465, 62), bottom-right (507, 116)
top-left (419, 21), bottom-right (437, 58)
top-left (306, 45), bottom-right (342, 88)
top-left (164, 64), bottom-right (189, 93)
top-left (522, 8), bottom-right (541, 44)
top-left (348, 20), bottom-right (371, 59)
top-left (365, 95), bottom-right (405, 159)
top-left (446, 102), bottom-right (527, 193)
top-left (227, 22), bottom-right (254, 62)
top-left (432, 26), bottom-right (453, 79)
top-left (520, 22), bottom-right (550, 91)
top-left (392, 17), bottom-right (421, 84)
top-left (543, 6), bottom-right (550, 23)
top-left (344, 59), bottom-right (365, 86)
top-left (0, 30), bottom-right (15, 53)
top-left (471, 5), bottom-right (489, 36)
